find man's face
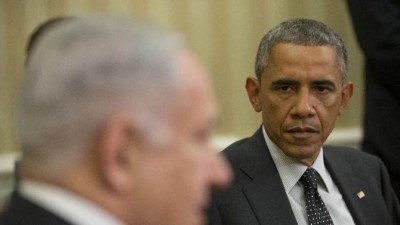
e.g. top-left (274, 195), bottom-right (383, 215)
top-left (129, 51), bottom-right (231, 225)
top-left (246, 43), bottom-right (353, 166)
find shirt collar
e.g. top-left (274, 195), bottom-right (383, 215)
top-left (19, 179), bottom-right (125, 225)
top-left (262, 126), bottom-right (331, 193)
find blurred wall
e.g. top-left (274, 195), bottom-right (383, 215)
top-left (0, 0), bottom-right (363, 154)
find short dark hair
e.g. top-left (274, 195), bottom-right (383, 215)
top-left (255, 18), bottom-right (348, 81)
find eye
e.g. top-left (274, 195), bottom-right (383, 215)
top-left (314, 85), bottom-right (333, 93)
top-left (271, 79), bottom-right (298, 94)
top-left (277, 85), bottom-right (295, 92)
top-left (280, 86), bottom-right (289, 91)
top-left (316, 86), bottom-right (328, 92)
top-left (311, 80), bottom-right (336, 94)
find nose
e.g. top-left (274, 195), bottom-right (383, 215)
top-left (209, 151), bottom-right (232, 188)
top-left (291, 88), bottom-right (315, 119)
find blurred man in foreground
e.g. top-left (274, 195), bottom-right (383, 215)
top-left (0, 16), bottom-right (231, 225)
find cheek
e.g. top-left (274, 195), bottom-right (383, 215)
top-left (261, 98), bottom-right (289, 125)
top-left (166, 140), bottom-right (204, 185)
top-left (179, 147), bottom-right (208, 187)
top-left (129, 158), bottom-right (177, 223)
top-left (175, 139), bottom-right (216, 192)
top-left (316, 101), bottom-right (341, 131)
top-left (320, 92), bottom-right (343, 108)
top-left (318, 96), bottom-right (343, 117)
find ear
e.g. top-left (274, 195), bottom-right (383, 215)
top-left (338, 82), bottom-right (354, 115)
top-left (97, 115), bottom-right (137, 193)
top-left (245, 77), bottom-right (262, 112)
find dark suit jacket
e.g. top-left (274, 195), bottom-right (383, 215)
top-left (346, 0), bottom-right (400, 197)
top-left (208, 128), bottom-right (400, 225)
top-left (0, 192), bottom-right (71, 225)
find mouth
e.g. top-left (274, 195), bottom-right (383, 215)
top-left (284, 126), bottom-right (319, 139)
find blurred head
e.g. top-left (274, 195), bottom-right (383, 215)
top-left (246, 19), bottom-right (353, 166)
top-left (20, 16), bottom-right (231, 225)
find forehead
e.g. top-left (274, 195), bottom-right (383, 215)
top-left (264, 43), bottom-right (341, 80)
top-left (270, 43), bottom-right (337, 65)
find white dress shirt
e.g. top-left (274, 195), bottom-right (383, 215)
top-left (19, 179), bottom-right (125, 225)
top-left (262, 126), bottom-right (355, 225)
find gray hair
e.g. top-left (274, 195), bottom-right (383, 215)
top-left (255, 18), bottom-right (348, 81)
top-left (20, 16), bottom-right (186, 177)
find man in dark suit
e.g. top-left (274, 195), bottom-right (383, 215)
top-left (208, 18), bottom-right (400, 225)
top-left (0, 16), bottom-right (231, 225)
top-left (346, 0), bottom-right (400, 199)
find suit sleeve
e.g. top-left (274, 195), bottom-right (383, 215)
top-left (378, 158), bottom-right (400, 224)
top-left (346, 0), bottom-right (400, 61)
top-left (346, 0), bottom-right (400, 97)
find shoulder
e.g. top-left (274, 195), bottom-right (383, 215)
top-left (223, 137), bottom-right (251, 156)
top-left (324, 145), bottom-right (386, 175)
top-left (324, 145), bottom-right (380, 162)
top-left (221, 128), bottom-right (266, 167)
top-left (220, 137), bottom-right (252, 168)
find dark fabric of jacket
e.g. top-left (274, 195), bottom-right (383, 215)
top-left (0, 192), bottom-right (71, 225)
top-left (346, 0), bottom-right (400, 198)
top-left (208, 127), bottom-right (400, 225)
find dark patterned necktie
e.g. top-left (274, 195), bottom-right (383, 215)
top-left (300, 167), bottom-right (334, 225)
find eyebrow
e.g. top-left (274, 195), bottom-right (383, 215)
top-left (271, 79), bottom-right (299, 87)
top-left (270, 79), bottom-right (336, 88)
top-left (311, 80), bottom-right (336, 88)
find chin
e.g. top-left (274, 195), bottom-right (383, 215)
top-left (283, 145), bottom-right (320, 160)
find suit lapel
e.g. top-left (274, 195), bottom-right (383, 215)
top-left (324, 149), bottom-right (375, 225)
top-left (240, 128), bottom-right (298, 225)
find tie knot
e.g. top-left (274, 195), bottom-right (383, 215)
top-left (300, 167), bottom-right (319, 190)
